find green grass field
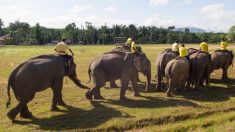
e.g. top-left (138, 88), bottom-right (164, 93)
top-left (0, 44), bottom-right (235, 132)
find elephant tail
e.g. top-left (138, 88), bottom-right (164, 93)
top-left (87, 63), bottom-right (92, 84)
top-left (6, 71), bottom-right (14, 108)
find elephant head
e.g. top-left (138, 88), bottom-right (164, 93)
top-left (67, 58), bottom-right (88, 89)
top-left (228, 51), bottom-right (234, 67)
top-left (133, 53), bottom-right (152, 91)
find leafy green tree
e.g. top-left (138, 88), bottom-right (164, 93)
top-left (228, 25), bottom-right (235, 42)
top-left (33, 23), bottom-right (43, 44)
top-left (8, 21), bottom-right (31, 45)
top-left (0, 18), bottom-right (4, 36)
top-left (63, 23), bottom-right (78, 44)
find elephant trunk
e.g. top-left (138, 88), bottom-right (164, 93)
top-left (144, 60), bottom-right (152, 92)
top-left (69, 76), bottom-right (89, 89)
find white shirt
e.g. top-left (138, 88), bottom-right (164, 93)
top-left (172, 43), bottom-right (179, 52)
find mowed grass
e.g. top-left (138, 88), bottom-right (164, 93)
top-left (0, 44), bottom-right (235, 131)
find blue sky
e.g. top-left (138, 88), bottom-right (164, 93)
top-left (0, 0), bottom-right (234, 32)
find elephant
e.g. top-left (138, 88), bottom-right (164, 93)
top-left (86, 51), bottom-right (150, 101)
top-left (6, 54), bottom-right (88, 122)
top-left (109, 46), bottom-right (152, 92)
top-left (210, 50), bottom-right (234, 81)
top-left (187, 48), bottom-right (199, 55)
top-left (186, 51), bottom-right (211, 90)
top-left (155, 49), bottom-right (179, 91)
top-left (165, 57), bottom-right (190, 97)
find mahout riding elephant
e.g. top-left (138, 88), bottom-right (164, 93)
top-left (109, 46), bottom-right (152, 92)
top-left (165, 57), bottom-right (190, 97)
top-left (186, 51), bottom-right (211, 90)
top-left (155, 49), bottom-right (179, 91)
top-left (6, 54), bottom-right (87, 122)
top-left (210, 50), bottom-right (234, 81)
top-left (86, 51), bottom-right (150, 101)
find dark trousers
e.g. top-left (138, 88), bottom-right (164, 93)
top-left (60, 54), bottom-right (73, 73)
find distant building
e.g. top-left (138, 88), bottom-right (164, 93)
top-left (0, 34), bottom-right (13, 45)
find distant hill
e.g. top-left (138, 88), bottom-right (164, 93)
top-left (174, 27), bottom-right (206, 33)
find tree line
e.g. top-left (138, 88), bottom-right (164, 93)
top-left (0, 18), bottom-right (234, 45)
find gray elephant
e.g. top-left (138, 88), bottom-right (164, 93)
top-left (187, 48), bottom-right (199, 55)
top-left (86, 51), bottom-right (150, 101)
top-left (187, 51), bottom-right (211, 89)
top-left (165, 57), bottom-right (190, 97)
top-left (6, 54), bottom-right (87, 122)
top-left (109, 46), bottom-right (152, 92)
top-left (156, 49), bottom-right (179, 91)
top-left (210, 50), bottom-right (234, 81)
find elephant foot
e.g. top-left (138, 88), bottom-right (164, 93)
top-left (156, 88), bottom-right (162, 92)
top-left (166, 93), bottom-right (173, 97)
top-left (222, 78), bottom-right (228, 82)
top-left (145, 87), bottom-right (153, 93)
top-left (51, 106), bottom-right (60, 111)
top-left (20, 111), bottom-right (33, 119)
top-left (94, 95), bottom-right (105, 100)
top-left (176, 88), bottom-right (181, 92)
top-left (134, 92), bottom-right (141, 97)
top-left (58, 101), bottom-right (66, 106)
top-left (85, 91), bottom-right (93, 101)
top-left (119, 96), bottom-right (128, 102)
top-left (110, 83), bottom-right (118, 88)
top-left (7, 112), bottom-right (16, 122)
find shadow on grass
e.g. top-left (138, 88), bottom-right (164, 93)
top-left (106, 95), bottom-right (200, 109)
top-left (181, 78), bottom-right (235, 102)
top-left (13, 101), bottom-right (132, 131)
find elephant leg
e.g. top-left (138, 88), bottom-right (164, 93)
top-left (205, 70), bottom-right (210, 86)
top-left (93, 79), bottom-right (105, 100)
top-left (120, 79), bottom-right (130, 101)
top-left (20, 104), bottom-right (32, 118)
top-left (85, 88), bottom-right (94, 100)
top-left (185, 79), bottom-right (191, 92)
top-left (86, 82), bottom-right (105, 100)
top-left (94, 85), bottom-right (105, 100)
top-left (51, 79), bottom-right (64, 111)
top-left (7, 103), bottom-right (23, 122)
top-left (156, 72), bottom-right (162, 92)
top-left (131, 74), bottom-right (140, 97)
top-left (110, 81), bottom-right (118, 88)
top-left (19, 93), bottom-right (34, 118)
top-left (222, 68), bottom-right (228, 81)
top-left (166, 79), bottom-right (173, 97)
top-left (51, 88), bottom-right (63, 111)
top-left (199, 77), bottom-right (204, 87)
top-left (51, 91), bottom-right (60, 111)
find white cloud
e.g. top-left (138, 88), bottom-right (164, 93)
top-left (144, 14), bottom-right (180, 27)
top-left (105, 6), bottom-right (117, 12)
top-left (0, 5), bottom-right (34, 26)
top-left (41, 4), bottom-right (132, 28)
top-left (183, 0), bottom-right (193, 4)
top-left (149, 0), bottom-right (169, 6)
top-left (200, 3), bottom-right (225, 21)
top-left (198, 3), bottom-right (235, 32)
top-left (70, 4), bottom-right (94, 14)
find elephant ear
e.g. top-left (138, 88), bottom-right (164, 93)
top-left (68, 58), bottom-right (73, 69)
top-left (67, 57), bottom-right (76, 73)
top-left (124, 53), bottom-right (135, 66)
